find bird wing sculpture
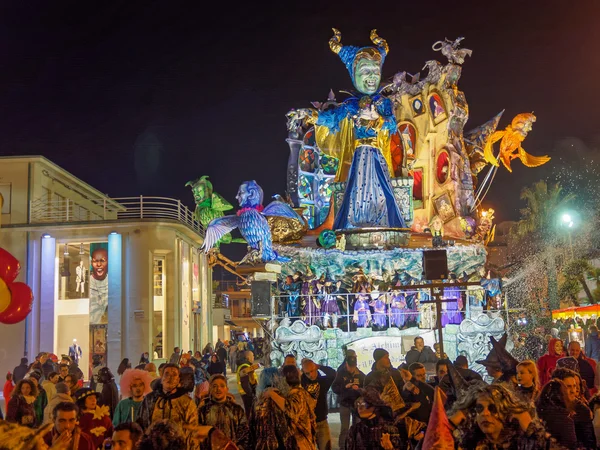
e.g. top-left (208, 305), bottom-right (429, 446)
top-left (200, 215), bottom-right (240, 253)
top-left (263, 199), bottom-right (304, 221)
top-left (201, 181), bottom-right (291, 264)
top-left (482, 113), bottom-right (550, 172)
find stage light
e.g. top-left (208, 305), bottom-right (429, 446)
top-left (42, 233), bottom-right (51, 239)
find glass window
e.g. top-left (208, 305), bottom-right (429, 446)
top-left (58, 243), bottom-right (90, 300)
top-left (153, 256), bottom-right (165, 359)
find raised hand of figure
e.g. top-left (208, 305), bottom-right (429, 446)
top-left (380, 433), bottom-right (394, 450)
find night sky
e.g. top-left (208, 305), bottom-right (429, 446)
top-left (1, 1), bottom-right (599, 225)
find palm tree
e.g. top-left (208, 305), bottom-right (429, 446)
top-left (562, 258), bottom-right (594, 304)
top-left (515, 180), bottom-right (575, 238)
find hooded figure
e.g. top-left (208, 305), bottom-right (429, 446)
top-left (97, 367), bottom-right (119, 418)
top-left (537, 338), bottom-right (565, 386)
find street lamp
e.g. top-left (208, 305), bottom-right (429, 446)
top-left (560, 211), bottom-right (576, 258)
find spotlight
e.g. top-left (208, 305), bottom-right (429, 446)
top-left (109, 231), bottom-right (118, 235)
top-left (42, 233), bottom-right (51, 239)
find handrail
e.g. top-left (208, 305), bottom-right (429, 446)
top-left (29, 195), bottom-right (204, 236)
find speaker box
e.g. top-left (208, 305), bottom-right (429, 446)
top-left (251, 281), bottom-right (272, 316)
top-left (423, 250), bottom-right (448, 280)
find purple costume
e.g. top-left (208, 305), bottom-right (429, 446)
top-left (303, 280), bottom-right (320, 325)
top-left (353, 295), bottom-right (371, 327)
top-left (390, 293), bottom-right (407, 328)
top-left (441, 286), bottom-right (462, 326)
top-left (370, 297), bottom-right (387, 327)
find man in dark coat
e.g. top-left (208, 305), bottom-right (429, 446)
top-left (216, 344), bottom-right (228, 376)
top-left (331, 352), bottom-right (365, 450)
top-left (97, 367), bottom-right (119, 418)
top-left (365, 348), bottom-right (405, 414)
top-left (401, 363), bottom-right (434, 424)
top-left (405, 337), bottom-right (438, 365)
top-left (13, 358), bottom-right (29, 383)
top-left (568, 341), bottom-right (596, 390)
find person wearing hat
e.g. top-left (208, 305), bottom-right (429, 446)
top-left (364, 348), bottom-right (404, 413)
top-left (476, 342), bottom-right (505, 382)
top-left (346, 386), bottom-right (425, 450)
top-left (75, 387), bottom-right (113, 450)
top-left (537, 338), bottom-right (566, 386)
top-left (97, 367), bottom-right (119, 419)
top-left (43, 382), bottom-right (73, 425)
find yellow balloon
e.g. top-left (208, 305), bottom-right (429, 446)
top-left (0, 278), bottom-right (10, 313)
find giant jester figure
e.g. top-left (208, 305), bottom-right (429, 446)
top-left (201, 181), bottom-right (299, 264)
top-left (287, 29), bottom-right (406, 230)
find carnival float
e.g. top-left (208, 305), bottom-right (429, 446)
top-left (200, 30), bottom-right (550, 376)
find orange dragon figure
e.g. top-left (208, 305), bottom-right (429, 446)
top-left (483, 113), bottom-right (550, 172)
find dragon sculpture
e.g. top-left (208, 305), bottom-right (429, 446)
top-left (483, 113), bottom-right (550, 172)
top-left (186, 176), bottom-right (245, 249)
top-left (201, 181), bottom-right (303, 264)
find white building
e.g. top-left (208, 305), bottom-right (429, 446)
top-left (0, 156), bottom-right (212, 378)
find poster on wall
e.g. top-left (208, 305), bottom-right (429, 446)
top-left (58, 244), bottom-right (90, 300)
top-left (90, 324), bottom-right (107, 379)
top-left (89, 243), bottom-right (109, 324)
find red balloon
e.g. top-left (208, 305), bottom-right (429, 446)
top-left (0, 248), bottom-right (20, 283)
top-left (0, 282), bottom-right (33, 324)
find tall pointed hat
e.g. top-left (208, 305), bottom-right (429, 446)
top-left (329, 28), bottom-right (389, 83)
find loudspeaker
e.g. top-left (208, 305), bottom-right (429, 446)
top-left (423, 250), bottom-right (448, 280)
top-left (251, 281), bottom-right (272, 316)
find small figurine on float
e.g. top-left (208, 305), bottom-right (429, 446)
top-left (201, 180), bottom-right (300, 264)
top-left (429, 216), bottom-right (445, 248)
top-left (320, 273), bottom-right (340, 328)
top-left (369, 277), bottom-right (387, 329)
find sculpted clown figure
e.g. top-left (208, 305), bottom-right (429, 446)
top-left (287, 29), bottom-right (406, 230)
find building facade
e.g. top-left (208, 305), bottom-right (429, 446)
top-left (0, 156), bottom-right (211, 378)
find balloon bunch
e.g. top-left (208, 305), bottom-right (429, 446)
top-left (0, 248), bottom-right (33, 324)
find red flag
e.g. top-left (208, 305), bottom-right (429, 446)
top-left (422, 387), bottom-right (455, 449)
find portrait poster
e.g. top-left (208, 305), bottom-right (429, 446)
top-left (89, 242), bottom-right (109, 325)
top-left (428, 93), bottom-right (447, 124)
top-left (433, 192), bottom-right (456, 223)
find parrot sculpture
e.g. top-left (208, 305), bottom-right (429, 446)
top-left (201, 181), bottom-right (300, 264)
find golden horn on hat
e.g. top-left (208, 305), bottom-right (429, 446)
top-left (370, 29), bottom-right (389, 54)
top-left (329, 28), bottom-right (342, 54)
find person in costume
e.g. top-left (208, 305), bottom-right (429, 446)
top-left (74, 388), bottom-right (113, 450)
top-left (287, 29), bottom-right (406, 230)
top-left (352, 273), bottom-right (372, 328)
top-left (389, 289), bottom-right (407, 328)
top-left (97, 367), bottom-right (119, 419)
top-left (249, 367), bottom-right (292, 450)
top-left (113, 369), bottom-right (153, 426)
top-left (302, 275), bottom-right (321, 326)
top-left (369, 281), bottom-right (387, 329)
top-left (320, 274), bottom-right (340, 328)
top-left (197, 374), bottom-right (249, 450)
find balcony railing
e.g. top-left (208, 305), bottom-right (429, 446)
top-left (29, 195), bottom-right (204, 236)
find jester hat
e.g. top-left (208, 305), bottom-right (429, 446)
top-left (329, 28), bottom-right (389, 84)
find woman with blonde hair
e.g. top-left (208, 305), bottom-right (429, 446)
top-left (516, 360), bottom-right (540, 402)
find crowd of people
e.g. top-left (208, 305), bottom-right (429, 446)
top-left (5, 330), bottom-right (600, 449)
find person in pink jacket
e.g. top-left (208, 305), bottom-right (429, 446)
top-left (537, 338), bottom-right (565, 386)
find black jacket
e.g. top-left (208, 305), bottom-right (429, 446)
top-left (365, 365), bottom-right (404, 394)
top-left (217, 347), bottom-right (228, 364)
top-left (404, 346), bottom-right (438, 365)
top-left (301, 365), bottom-right (336, 423)
top-left (575, 355), bottom-right (596, 390)
top-left (331, 364), bottom-right (366, 408)
top-left (12, 364), bottom-right (29, 383)
top-left (400, 380), bottom-right (434, 424)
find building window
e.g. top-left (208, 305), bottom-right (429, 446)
top-left (58, 243), bottom-right (90, 300)
top-left (153, 256), bottom-right (165, 359)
